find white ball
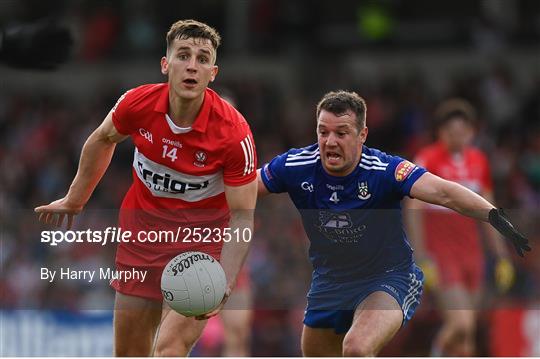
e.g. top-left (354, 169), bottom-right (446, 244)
top-left (161, 251), bottom-right (226, 317)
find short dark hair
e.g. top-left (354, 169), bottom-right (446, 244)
top-left (316, 90), bottom-right (367, 130)
top-left (166, 19), bottom-right (221, 54)
top-left (435, 98), bottom-right (477, 128)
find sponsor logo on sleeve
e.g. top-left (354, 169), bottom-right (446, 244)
top-left (395, 160), bottom-right (416, 181)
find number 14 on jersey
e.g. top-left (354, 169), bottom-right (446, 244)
top-left (162, 145), bottom-right (178, 162)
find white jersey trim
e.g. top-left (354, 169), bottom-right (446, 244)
top-left (240, 135), bottom-right (255, 176)
top-left (288, 148), bottom-right (320, 158)
top-left (165, 114), bottom-right (192, 134)
top-left (132, 148), bottom-right (224, 202)
top-left (360, 155), bottom-right (388, 167)
top-left (358, 163), bottom-right (387, 171)
top-left (285, 156), bottom-right (321, 167)
top-left (402, 273), bottom-right (422, 318)
top-left (286, 149), bottom-right (320, 167)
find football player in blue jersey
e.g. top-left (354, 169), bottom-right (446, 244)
top-left (257, 90), bottom-right (530, 356)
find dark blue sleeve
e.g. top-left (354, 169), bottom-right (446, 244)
top-left (260, 152), bottom-right (289, 193)
top-left (386, 155), bottom-right (427, 198)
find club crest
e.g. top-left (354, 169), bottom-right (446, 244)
top-left (357, 181), bottom-right (371, 200)
top-left (194, 151), bottom-right (207, 167)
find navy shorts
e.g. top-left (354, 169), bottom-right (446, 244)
top-left (303, 264), bottom-right (424, 334)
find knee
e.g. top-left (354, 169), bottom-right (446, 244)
top-left (342, 336), bottom-right (377, 357)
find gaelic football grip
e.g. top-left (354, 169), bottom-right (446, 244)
top-left (488, 208), bottom-right (531, 257)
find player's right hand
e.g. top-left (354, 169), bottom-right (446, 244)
top-left (194, 287), bottom-right (231, 321)
top-left (34, 197), bottom-right (83, 229)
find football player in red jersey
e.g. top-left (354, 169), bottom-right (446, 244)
top-left (35, 20), bottom-right (257, 356)
top-left (406, 99), bottom-right (515, 356)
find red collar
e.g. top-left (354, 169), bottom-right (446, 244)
top-left (154, 84), bottom-right (212, 133)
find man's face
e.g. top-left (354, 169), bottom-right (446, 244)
top-left (161, 37), bottom-right (218, 100)
top-left (439, 117), bottom-right (474, 153)
top-left (317, 109), bottom-right (368, 176)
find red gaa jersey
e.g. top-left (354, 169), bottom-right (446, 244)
top-left (414, 141), bottom-right (492, 249)
top-left (110, 83), bottom-right (257, 266)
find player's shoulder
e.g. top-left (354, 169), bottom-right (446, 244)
top-left (362, 145), bottom-right (420, 181)
top-left (209, 88), bottom-right (248, 128)
top-left (283, 143), bottom-right (320, 168)
top-left (266, 143), bottom-right (319, 173)
top-left (361, 146), bottom-right (401, 170)
top-left (117, 83), bottom-right (166, 110)
top-left (286, 143), bottom-right (319, 157)
top-left (125, 83), bottom-right (165, 100)
top-left (359, 146), bottom-right (399, 180)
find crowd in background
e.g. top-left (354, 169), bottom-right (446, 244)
top-left (1, 0), bottom-right (539, 356)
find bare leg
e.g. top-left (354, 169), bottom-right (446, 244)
top-left (342, 291), bottom-right (403, 357)
top-left (301, 326), bottom-right (345, 357)
top-left (152, 303), bottom-right (207, 357)
top-left (432, 286), bottom-right (477, 356)
top-left (113, 292), bottom-right (162, 356)
top-left (220, 287), bottom-right (252, 356)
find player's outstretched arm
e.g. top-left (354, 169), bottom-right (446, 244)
top-left (410, 172), bottom-right (531, 257)
top-left (196, 179), bottom-right (257, 320)
top-left (34, 111), bottom-right (128, 228)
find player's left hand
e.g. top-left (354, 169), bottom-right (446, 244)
top-left (495, 257), bottom-right (515, 293)
top-left (488, 208), bottom-right (531, 257)
top-left (194, 287), bottom-right (231, 320)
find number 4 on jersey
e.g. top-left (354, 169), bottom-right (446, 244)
top-left (329, 191), bottom-right (340, 204)
top-left (162, 145), bottom-right (178, 162)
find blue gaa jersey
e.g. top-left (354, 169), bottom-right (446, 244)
top-left (261, 144), bottom-right (427, 281)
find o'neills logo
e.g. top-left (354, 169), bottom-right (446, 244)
top-left (170, 253), bottom-right (215, 275)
